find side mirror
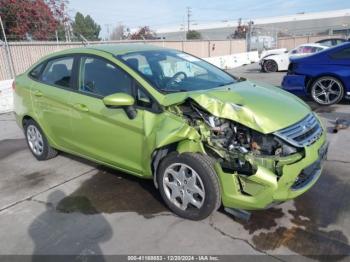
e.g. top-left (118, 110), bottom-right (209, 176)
top-left (103, 93), bottom-right (137, 119)
top-left (103, 93), bottom-right (135, 107)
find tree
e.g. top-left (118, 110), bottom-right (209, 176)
top-left (227, 18), bottom-right (248, 39)
top-left (72, 12), bottom-right (101, 41)
top-left (46, 0), bottom-right (70, 41)
top-left (130, 26), bottom-right (156, 40)
top-left (109, 24), bottom-right (126, 40)
top-left (0, 0), bottom-right (58, 40)
top-left (186, 30), bottom-right (201, 40)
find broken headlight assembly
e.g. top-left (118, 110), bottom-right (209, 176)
top-left (179, 100), bottom-right (303, 177)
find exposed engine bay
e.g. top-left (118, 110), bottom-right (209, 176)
top-left (176, 99), bottom-right (303, 177)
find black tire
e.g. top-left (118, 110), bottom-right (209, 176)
top-left (263, 60), bottom-right (278, 73)
top-left (157, 152), bottom-right (221, 220)
top-left (310, 76), bottom-right (344, 106)
top-left (24, 119), bottom-right (58, 161)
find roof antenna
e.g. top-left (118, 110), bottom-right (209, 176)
top-left (79, 34), bottom-right (90, 46)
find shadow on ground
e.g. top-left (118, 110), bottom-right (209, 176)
top-left (56, 167), bottom-right (168, 218)
top-left (29, 190), bottom-right (112, 260)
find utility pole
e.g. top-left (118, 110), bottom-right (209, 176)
top-left (186, 6), bottom-right (192, 33)
top-left (105, 24), bottom-right (112, 40)
top-left (247, 20), bottom-right (254, 52)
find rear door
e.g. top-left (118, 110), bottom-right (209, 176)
top-left (31, 56), bottom-right (76, 149)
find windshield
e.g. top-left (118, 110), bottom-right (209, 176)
top-left (118, 50), bottom-right (236, 93)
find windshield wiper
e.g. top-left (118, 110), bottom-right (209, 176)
top-left (158, 88), bottom-right (188, 93)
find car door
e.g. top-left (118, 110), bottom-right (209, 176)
top-left (31, 56), bottom-right (76, 149)
top-left (68, 55), bottom-right (148, 174)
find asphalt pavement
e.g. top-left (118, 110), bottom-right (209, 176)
top-left (0, 63), bottom-right (350, 260)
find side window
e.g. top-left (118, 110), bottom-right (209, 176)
top-left (41, 57), bottom-right (73, 88)
top-left (330, 48), bottom-right (350, 59)
top-left (79, 57), bottom-right (132, 97)
top-left (29, 63), bottom-right (44, 80)
top-left (320, 40), bottom-right (332, 47)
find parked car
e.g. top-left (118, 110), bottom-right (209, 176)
top-left (260, 43), bottom-right (328, 73)
top-left (316, 38), bottom-right (347, 47)
top-left (282, 42), bottom-right (350, 105)
top-left (13, 44), bottom-right (327, 220)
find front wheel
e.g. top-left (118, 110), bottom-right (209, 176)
top-left (157, 153), bottom-right (221, 220)
top-left (310, 76), bottom-right (344, 105)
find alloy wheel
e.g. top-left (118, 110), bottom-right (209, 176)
top-left (162, 163), bottom-right (205, 211)
top-left (264, 60), bottom-right (278, 72)
top-left (26, 125), bottom-right (44, 156)
top-left (311, 77), bottom-right (343, 105)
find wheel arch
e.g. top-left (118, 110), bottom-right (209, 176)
top-left (21, 114), bottom-right (57, 149)
top-left (151, 139), bottom-right (206, 188)
top-left (306, 73), bottom-right (345, 95)
top-left (22, 114), bottom-right (38, 128)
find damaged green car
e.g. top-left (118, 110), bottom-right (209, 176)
top-left (14, 44), bottom-right (328, 220)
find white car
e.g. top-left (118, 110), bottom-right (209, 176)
top-left (260, 43), bottom-right (329, 72)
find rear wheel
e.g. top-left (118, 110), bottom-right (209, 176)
top-left (157, 153), bottom-right (221, 220)
top-left (310, 76), bottom-right (344, 105)
top-left (263, 60), bottom-right (278, 72)
top-left (24, 119), bottom-right (58, 160)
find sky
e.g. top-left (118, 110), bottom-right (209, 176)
top-left (68, 0), bottom-right (350, 38)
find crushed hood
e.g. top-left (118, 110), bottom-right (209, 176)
top-left (162, 80), bottom-right (311, 134)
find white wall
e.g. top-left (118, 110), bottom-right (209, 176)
top-left (0, 80), bottom-right (13, 114)
top-left (203, 51), bottom-right (259, 69)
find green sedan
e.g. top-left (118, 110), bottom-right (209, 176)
top-left (13, 44), bottom-right (328, 220)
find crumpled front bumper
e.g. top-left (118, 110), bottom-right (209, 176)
top-left (281, 74), bottom-right (307, 96)
top-left (216, 131), bottom-right (327, 210)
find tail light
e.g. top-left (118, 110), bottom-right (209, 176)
top-left (12, 81), bottom-right (16, 91)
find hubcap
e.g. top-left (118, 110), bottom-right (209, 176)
top-left (162, 163), bottom-right (205, 211)
top-left (26, 125), bottom-right (44, 156)
top-left (312, 78), bottom-right (342, 105)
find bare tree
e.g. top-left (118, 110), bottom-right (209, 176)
top-left (109, 24), bottom-right (126, 40)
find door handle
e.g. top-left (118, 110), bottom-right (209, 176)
top-left (33, 90), bottom-right (43, 97)
top-left (73, 103), bottom-right (89, 112)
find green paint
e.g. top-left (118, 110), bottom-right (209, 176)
top-left (14, 44), bottom-right (327, 211)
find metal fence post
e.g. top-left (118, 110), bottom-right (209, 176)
top-left (0, 15), bottom-right (15, 79)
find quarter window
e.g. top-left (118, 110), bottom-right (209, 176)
top-left (29, 63), bottom-right (44, 79)
top-left (79, 57), bottom-right (132, 97)
top-left (41, 57), bottom-right (74, 88)
top-left (330, 48), bottom-right (350, 59)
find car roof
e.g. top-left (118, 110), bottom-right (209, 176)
top-left (56, 43), bottom-right (169, 57)
top-left (316, 38), bottom-right (346, 42)
top-left (88, 43), bottom-right (170, 55)
top-left (297, 43), bottom-right (328, 48)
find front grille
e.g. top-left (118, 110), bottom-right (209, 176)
top-left (274, 113), bottom-right (323, 147)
